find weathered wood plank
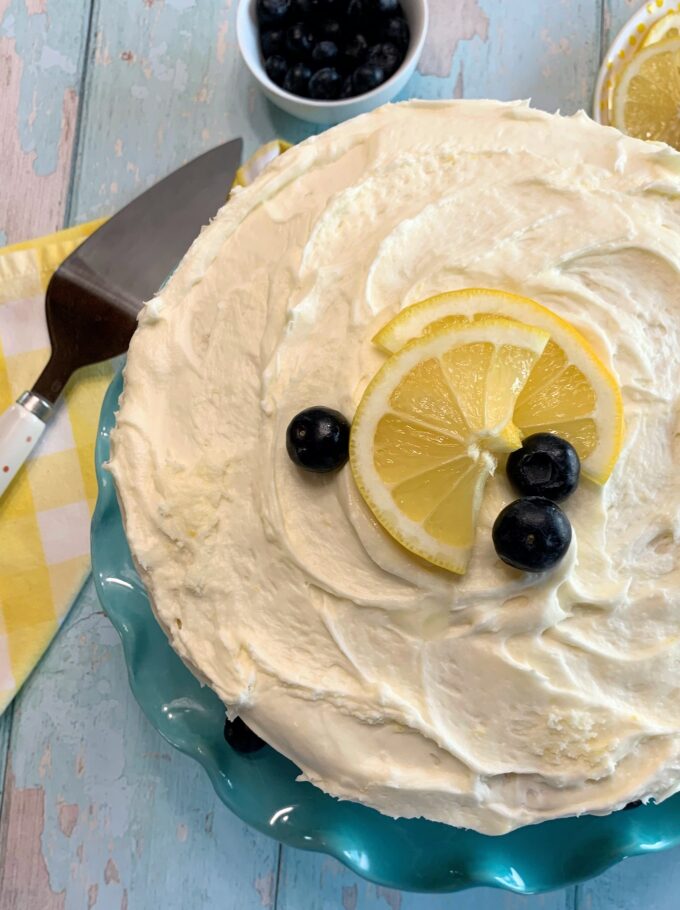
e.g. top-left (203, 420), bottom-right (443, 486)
top-left (577, 849), bottom-right (680, 910)
top-left (0, 0), bottom-right (92, 244)
top-left (408, 0), bottom-right (602, 115)
top-left (67, 0), bottom-right (317, 224)
top-left (0, 581), bottom-right (280, 910)
top-left (67, 0), bottom-right (605, 227)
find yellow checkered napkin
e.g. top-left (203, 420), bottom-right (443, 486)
top-left (0, 221), bottom-right (112, 713)
top-left (0, 140), bottom-right (288, 714)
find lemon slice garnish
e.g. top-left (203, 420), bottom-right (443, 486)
top-left (612, 38), bottom-right (680, 147)
top-left (350, 318), bottom-right (549, 574)
top-left (373, 288), bottom-right (624, 484)
top-left (643, 11), bottom-right (680, 47)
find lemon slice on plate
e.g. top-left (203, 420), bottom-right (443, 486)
top-left (350, 318), bottom-right (549, 574)
top-left (373, 288), bottom-right (624, 484)
top-left (642, 11), bottom-right (680, 47)
top-left (612, 38), bottom-right (680, 147)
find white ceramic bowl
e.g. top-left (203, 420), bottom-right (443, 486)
top-left (593, 0), bottom-right (677, 126)
top-left (237, 0), bottom-right (428, 124)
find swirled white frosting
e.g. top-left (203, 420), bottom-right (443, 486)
top-left (110, 101), bottom-right (680, 835)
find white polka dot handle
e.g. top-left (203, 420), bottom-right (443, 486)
top-left (0, 392), bottom-right (53, 498)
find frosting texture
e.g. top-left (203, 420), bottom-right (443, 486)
top-left (110, 101), bottom-right (680, 834)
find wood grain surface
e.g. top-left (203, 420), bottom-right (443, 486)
top-left (0, 0), bottom-right (91, 245)
top-left (3, 0), bottom-right (680, 907)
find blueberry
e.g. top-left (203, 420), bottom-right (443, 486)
top-left (370, 0), bottom-right (400, 13)
top-left (340, 74), bottom-right (355, 97)
top-left (382, 15), bottom-right (409, 48)
top-left (224, 716), bottom-right (266, 754)
top-left (293, 0), bottom-right (319, 14)
top-left (312, 39), bottom-right (339, 63)
top-left (257, 0), bottom-right (292, 26)
top-left (493, 497), bottom-right (572, 572)
top-left (352, 63), bottom-right (386, 94)
top-left (283, 61), bottom-right (313, 95)
top-left (623, 800), bottom-right (644, 810)
top-left (344, 33), bottom-right (368, 64)
top-left (265, 54), bottom-right (289, 86)
top-left (366, 41), bottom-right (402, 76)
top-left (286, 407), bottom-right (350, 472)
top-left (506, 433), bottom-right (580, 503)
top-left (286, 22), bottom-right (315, 57)
top-left (320, 18), bottom-right (343, 41)
top-left (347, 0), bottom-right (367, 19)
top-left (261, 28), bottom-right (285, 57)
top-left (294, 0), bottom-right (338, 15)
top-left (309, 66), bottom-right (342, 98)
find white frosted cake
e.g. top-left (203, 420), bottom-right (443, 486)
top-left (110, 100), bottom-right (680, 835)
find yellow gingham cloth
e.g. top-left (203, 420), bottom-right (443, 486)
top-left (0, 140), bottom-right (288, 714)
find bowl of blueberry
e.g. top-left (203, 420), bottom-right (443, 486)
top-left (237, 0), bottom-right (428, 123)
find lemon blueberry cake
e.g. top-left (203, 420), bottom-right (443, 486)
top-left (110, 101), bottom-right (680, 834)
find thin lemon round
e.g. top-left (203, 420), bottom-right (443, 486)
top-left (642, 11), bottom-right (680, 47)
top-left (612, 38), bottom-right (680, 147)
top-left (373, 288), bottom-right (624, 484)
top-left (351, 318), bottom-right (549, 574)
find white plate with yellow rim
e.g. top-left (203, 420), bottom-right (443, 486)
top-left (593, 0), bottom-right (680, 125)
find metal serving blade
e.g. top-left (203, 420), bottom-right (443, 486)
top-left (0, 138), bottom-right (243, 499)
top-left (33, 137), bottom-right (243, 404)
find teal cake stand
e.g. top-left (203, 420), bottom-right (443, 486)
top-left (92, 367), bottom-right (680, 894)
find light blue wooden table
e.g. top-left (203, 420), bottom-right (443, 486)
top-left (2, 0), bottom-right (679, 907)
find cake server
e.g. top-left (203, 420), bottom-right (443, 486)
top-left (0, 138), bottom-right (243, 498)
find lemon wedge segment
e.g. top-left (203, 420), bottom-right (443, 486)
top-left (642, 11), bottom-right (680, 47)
top-left (351, 318), bottom-right (549, 573)
top-left (373, 288), bottom-right (624, 484)
top-left (612, 38), bottom-right (680, 147)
